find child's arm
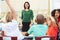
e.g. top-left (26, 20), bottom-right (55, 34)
top-left (5, 0), bottom-right (17, 20)
top-left (1, 31), bottom-right (5, 36)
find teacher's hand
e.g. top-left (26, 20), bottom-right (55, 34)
top-left (30, 22), bottom-right (34, 27)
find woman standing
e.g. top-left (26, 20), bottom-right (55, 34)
top-left (21, 2), bottom-right (34, 32)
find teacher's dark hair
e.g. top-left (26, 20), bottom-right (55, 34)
top-left (24, 2), bottom-right (30, 9)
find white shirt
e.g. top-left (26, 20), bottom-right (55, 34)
top-left (2, 20), bottom-right (24, 40)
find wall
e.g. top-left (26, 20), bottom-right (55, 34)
top-left (1, 0), bottom-right (50, 23)
top-left (0, 0), bottom-right (1, 13)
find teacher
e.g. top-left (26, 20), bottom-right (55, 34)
top-left (21, 2), bottom-right (34, 32)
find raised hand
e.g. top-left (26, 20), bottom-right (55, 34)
top-left (5, 0), bottom-right (10, 4)
top-left (5, 0), bottom-right (17, 20)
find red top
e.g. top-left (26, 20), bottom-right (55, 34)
top-left (58, 18), bottom-right (60, 22)
top-left (47, 25), bottom-right (58, 40)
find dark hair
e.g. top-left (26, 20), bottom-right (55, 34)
top-left (24, 2), bottom-right (30, 9)
top-left (51, 9), bottom-right (60, 17)
top-left (35, 14), bottom-right (45, 24)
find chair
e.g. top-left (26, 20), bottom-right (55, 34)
top-left (0, 37), bottom-right (3, 40)
top-left (0, 36), bottom-right (17, 40)
top-left (23, 36), bottom-right (33, 40)
top-left (35, 36), bottom-right (55, 40)
top-left (11, 37), bottom-right (17, 40)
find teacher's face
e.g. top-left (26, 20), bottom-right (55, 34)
top-left (25, 3), bottom-right (29, 9)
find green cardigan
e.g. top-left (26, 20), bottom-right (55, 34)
top-left (21, 9), bottom-right (34, 22)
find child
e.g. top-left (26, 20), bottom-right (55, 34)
top-left (2, 0), bottom-right (24, 40)
top-left (25, 14), bottom-right (48, 40)
top-left (46, 17), bottom-right (58, 40)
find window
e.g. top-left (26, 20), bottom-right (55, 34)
top-left (50, 0), bottom-right (60, 11)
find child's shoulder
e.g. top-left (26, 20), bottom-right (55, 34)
top-left (31, 24), bottom-right (48, 27)
top-left (31, 24), bottom-right (39, 28)
top-left (31, 25), bottom-right (36, 27)
top-left (38, 24), bottom-right (48, 26)
top-left (43, 24), bottom-right (48, 27)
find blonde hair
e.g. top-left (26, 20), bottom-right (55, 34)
top-left (46, 17), bottom-right (57, 27)
top-left (46, 17), bottom-right (53, 24)
top-left (6, 12), bottom-right (13, 22)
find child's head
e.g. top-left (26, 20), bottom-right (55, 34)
top-left (46, 17), bottom-right (52, 26)
top-left (6, 12), bottom-right (13, 22)
top-left (51, 9), bottom-right (60, 18)
top-left (35, 14), bottom-right (45, 24)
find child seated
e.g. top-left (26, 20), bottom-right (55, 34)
top-left (2, 0), bottom-right (24, 40)
top-left (25, 14), bottom-right (48, 40)
top-left (46, 17), bottom-right (58, 40)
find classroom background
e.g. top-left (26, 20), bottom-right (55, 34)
top-left (0, 0), bottom-right (60, 23)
